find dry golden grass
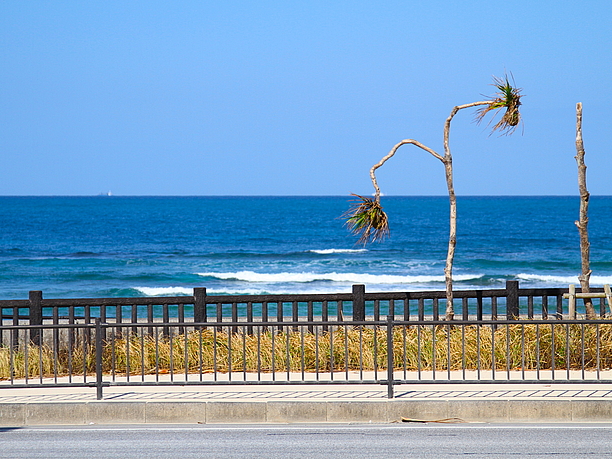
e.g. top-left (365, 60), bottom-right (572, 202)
top-left (2, 324), bottom-right (612, 379)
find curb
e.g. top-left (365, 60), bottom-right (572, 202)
top-left (2, 399), bottom-right (612, 426)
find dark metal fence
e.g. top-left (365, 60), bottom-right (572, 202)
top-left (2, 281), bottom-right (611, 337)
top-left (2, 316), bottom-right (612, 400)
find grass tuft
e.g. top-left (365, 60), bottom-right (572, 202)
top-left (2, 323), bottom-right (612, 379)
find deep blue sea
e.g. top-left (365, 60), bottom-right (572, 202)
top-left (1, 196), bottom-right (611, 300)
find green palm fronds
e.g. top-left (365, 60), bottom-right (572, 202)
top-left (476, 74), bottom-right (523, 135)
top-left (343, 194), bottom-right (389, 244)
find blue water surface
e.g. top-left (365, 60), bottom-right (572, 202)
top-left (1, 196), bottom-right (611, 299)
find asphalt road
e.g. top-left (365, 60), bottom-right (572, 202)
top-left (3, 423), bottom-right (612, 458)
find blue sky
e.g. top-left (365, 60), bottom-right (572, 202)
top-left (1, 1), bottom-right (611, 196)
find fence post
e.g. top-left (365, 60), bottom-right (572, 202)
top-left (352, 284), bottom-right (365, 321)
top-left (386, 315), bottom-right (394, 399)
top-left (194, 288), bottom-right (207, 325)
top-left (568, 284), bottom-right (577, 319)
top-left (605, 284), bottom-right (612, 315)
top-left (95, 318), bottom-right (104, 400)
top-left (29, 290), bottom-right (43, 345)
top-left (506, 280), bottom-right (519, 319)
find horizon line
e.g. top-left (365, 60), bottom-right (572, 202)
top-left (1, 194), bottom-right (612, 198)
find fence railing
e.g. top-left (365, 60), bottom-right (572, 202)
top-left (3, 281), bottom-right (612, 336)
top-left (2, 316), bottom-right (612, 399)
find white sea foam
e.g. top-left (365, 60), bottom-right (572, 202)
top-left (135, 273), bottom-right (612, 298)
top-left (308, 249), bottom-right (368, 254)
top-left (136, 285), bottom-right (425, 296)
top-left (207, 287), bottom-right (348, 295)
top-left (586, 275), bottom-right (612, 285)
top-left (517, 273), bottom-right (612, 285)
top-left (197, 271), bottom-right (482, 284)
top-left (135, 286), bottom-right (193, 296)
top-left (516, 273), bottom-right (580, 284)
top-left (198, 285), bottom-right (447, 295)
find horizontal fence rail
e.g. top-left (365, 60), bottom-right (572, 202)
top-left (2, 316), bottom-right (612, 399)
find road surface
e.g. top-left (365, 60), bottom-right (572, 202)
top-left (2, 423), bottom-right (612, 458)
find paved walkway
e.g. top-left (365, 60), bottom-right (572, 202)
top-left (2, 383), bottom-right (612, 403)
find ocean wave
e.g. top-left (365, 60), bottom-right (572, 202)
top-left (516, 273), bottom-right (580, 284)
top-left (134, 286), bottom-right (193, 296)
top-left (133, 285), bottom-right (357, 296)
top-left (516, 273), bottom-right (612, 285)
top-left (205, 286), bottom-right (378, 295)
top-left (197, 271), bottom-right (482, 284)
top-left (132, 284), bottom-right (409, 296)
top-left (134, 285), bottom-right (450, 296)
top-left (307, 249), bottom-right (368, 254)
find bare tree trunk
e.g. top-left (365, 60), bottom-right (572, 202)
top-left (370, 140), bottom-right (444, 200)
top-left (441, 101), bottom-right (489, 320)
top-left (574, 102), bottom-right (596, 319)
top-left (368, 100), bottom-right (490, 321)
top-left (442, 156), bottom-right (456, 320)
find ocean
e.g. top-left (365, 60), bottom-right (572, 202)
top-left (1, 196), bottom-right (611, 300)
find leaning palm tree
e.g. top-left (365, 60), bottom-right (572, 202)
top-left (344, 74), bottom-right (523, 320)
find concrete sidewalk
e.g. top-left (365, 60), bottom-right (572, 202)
top-left (2, 382), bottom-right (612, 425)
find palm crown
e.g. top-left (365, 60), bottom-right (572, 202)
top-left (475, 74), bottom-right (523, 135)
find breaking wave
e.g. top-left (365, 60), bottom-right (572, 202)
top-left (516, 273), bottom-right (612, 285)
top-left (307, 249), bottom-right (368, 254)
top-left (197, 271), bottom-right (483, 284)
top-left (134, 286), bottom-right (193, 296)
